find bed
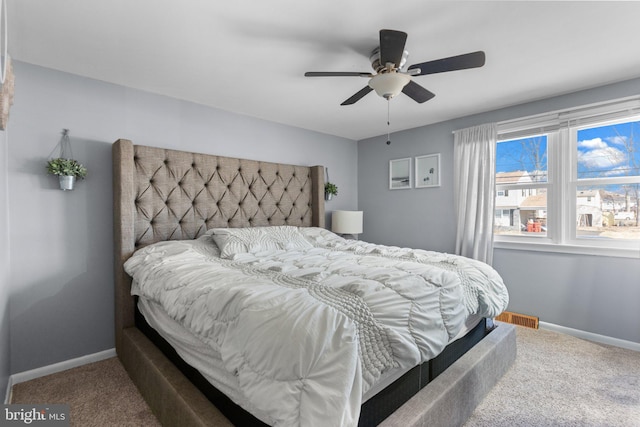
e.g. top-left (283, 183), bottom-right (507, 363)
top-left (113, 138), bottom-right (516, 427)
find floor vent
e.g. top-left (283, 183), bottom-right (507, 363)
top-left (495, 311), bottom-right (539, 329)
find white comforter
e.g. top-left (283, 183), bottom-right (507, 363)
top-left (124, 227), bottom-right (509, 427)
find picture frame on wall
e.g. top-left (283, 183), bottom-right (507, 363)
top-left (415, 153), bottom-right (441, 188)
top-left (389, 157), bottom-right (411, 190)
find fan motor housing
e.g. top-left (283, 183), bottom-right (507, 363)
top-left (370, 47), bottom-right (409, 73)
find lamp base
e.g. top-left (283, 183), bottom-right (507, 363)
top-left (339, 233), bottom-right (359, 240)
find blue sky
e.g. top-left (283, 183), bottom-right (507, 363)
top-left (496, 120), bottom-right (640, 181)
top-left (496, 136), bottom-right (547, 178)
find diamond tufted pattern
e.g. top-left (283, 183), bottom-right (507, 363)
top-left (131, 144), bottom-right (321, 248)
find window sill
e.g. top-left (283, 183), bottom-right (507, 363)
top-left (494, 240), bottom-right (640, 259)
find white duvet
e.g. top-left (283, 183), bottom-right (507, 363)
top-left (124, 226), bottom-right (509, 427)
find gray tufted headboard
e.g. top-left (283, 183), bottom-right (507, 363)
top-left (112, 138), bottom-right (325, 352)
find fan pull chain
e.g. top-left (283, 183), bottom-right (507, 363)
top-left (386, 99), bottom-right (391, 145)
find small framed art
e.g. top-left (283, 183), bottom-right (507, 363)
top-left (415, 153), bottom-right (440, 188)
top-left (389, 157), bottom-right (411, 190)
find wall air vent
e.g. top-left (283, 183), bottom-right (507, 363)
top-left (495, 311), bottom-right (539, 329)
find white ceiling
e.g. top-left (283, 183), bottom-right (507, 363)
top-left (8, 1), bottom-right (640, 141)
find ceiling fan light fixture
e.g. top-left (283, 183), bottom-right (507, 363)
top-left (304, 29), bottom-right (485, 106)
top-left (368, 73), bottom-right (410, 100)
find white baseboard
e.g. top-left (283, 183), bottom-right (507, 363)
top-left (539, 321), bottom-right (640, 352)
top-left (8, 348), bottom-right (116, 389)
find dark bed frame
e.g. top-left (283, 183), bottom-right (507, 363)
top-left (113, 139), bottom-right (514, 426)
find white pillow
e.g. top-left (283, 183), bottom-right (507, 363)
top-left (208, 226), bottom-right (313, 258)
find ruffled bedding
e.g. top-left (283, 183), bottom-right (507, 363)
top-left (124, 226), bottom-right (509, 427)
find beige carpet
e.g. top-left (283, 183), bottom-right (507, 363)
top-left (10, 357), bottom-right (160, 427)
top-left (10, 326), bottom-right (640, 426)
top-left (464, 326), bottom-right (640, 427)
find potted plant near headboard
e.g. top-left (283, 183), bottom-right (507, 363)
top-left (325, 182), bottom-right (338, 201)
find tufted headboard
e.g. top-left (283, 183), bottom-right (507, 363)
top-left (112, 139), bottom-right (325, 351)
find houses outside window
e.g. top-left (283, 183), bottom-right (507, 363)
top-left (493, 97), bottom-right (640, 257)
top-left (494, 136), bottom-right (549, 237)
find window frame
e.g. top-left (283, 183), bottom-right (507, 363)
top-left (493, 97), bottom-right (640, 259)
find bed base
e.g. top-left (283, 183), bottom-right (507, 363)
top-left (119, 327), bottom-right (232, 426)
top-left (360, 318), bottom-right (489, 426)
top-left (136, 308), bottom-right (497, 426)
top-left (121, 320), bottom-right (516, 427)
top-left (380, 322), bottom-right (516, 427)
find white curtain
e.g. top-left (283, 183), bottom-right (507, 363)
top-left (453, 123), bottom-right (497, 265)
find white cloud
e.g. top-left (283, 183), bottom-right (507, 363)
top-left (578, 138), bottom-right (608, 149)
top-left (605, 135), bottom-right (628, 146)
top-left (602, 165), bottom-right (631, 177)
top-left (577, 146), bottom-right (627, 169)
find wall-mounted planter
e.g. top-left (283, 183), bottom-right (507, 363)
top-left (324, 182), bottom-right (338, 201)
top-left (324, 168), bottom-right (337, 202)
top-left (46, 129), bottom-right (87, 191)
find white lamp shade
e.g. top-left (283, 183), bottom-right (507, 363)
top-left (368, 73), bottom-right (410, 99)
top-left (331, 210), bottom-right (363, 234)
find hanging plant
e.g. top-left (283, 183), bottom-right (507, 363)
top-left (324, 167), bottom-right (338, 201)
top-left (46, 129), bottom-right (87, 191)
top-left (46, 157), bottom-right (87, 191)
top-left (46, 158), bottom-right (88, 179)
top-left (325, 182), bottom-right (338, 201)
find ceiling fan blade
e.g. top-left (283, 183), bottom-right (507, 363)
top-left (402, 80), bottom-right (436, 104)
top-left (305, 71), bottom-right (373, 77)
top-left (341, 86), bottom-right (373, 106)
top-left (379, 29), bottom-right (407, 68)
top-left (408, 51), bottom-right (486, 76)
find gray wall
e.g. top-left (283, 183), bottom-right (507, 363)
top-left (6, 61), bottom-right (357, 374)
top-left (358, 121), bottom-right (457, 253)
top-left (359, 77), bottom-right (640, 344)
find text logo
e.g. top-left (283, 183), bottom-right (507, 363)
top-left (1, 405), bottom-right (69, 427)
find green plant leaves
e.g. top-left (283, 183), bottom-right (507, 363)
top-left (46, 157), bottom-right (87, 179)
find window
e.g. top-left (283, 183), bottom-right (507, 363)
top-left (573, 120), bottom-right (640, 241)
top-left (493, 97), bottom-right (640, 257)
top-left (495, 135), bottom-right (549, 238)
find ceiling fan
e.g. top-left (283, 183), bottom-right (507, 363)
top-left (305, 29), bottom-right (486, 106)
